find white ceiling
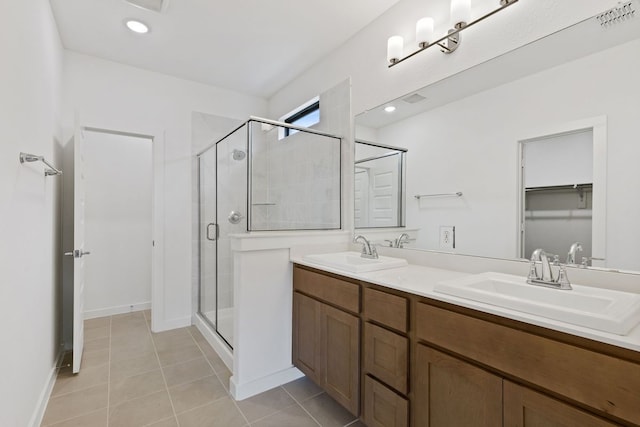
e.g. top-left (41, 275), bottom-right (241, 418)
top-left (50, 0), bottom-right (400, 98)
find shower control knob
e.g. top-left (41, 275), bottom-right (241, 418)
top-left (228, 211), bottom-right (244, 224)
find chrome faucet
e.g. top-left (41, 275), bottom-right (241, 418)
top-left (396, 233), bottom-right (410, 248)
top-left (385, 233), bottom-right (411, 248)
top-left (566, 242), bottom-right (583, 265)
top-left (354, 235), bottom-right (378, 259)
top-left (527, 248), bottom-right (572, 290)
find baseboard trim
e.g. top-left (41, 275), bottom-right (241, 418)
top-left (151, 315), bottom-right (191, 333)
top-left (193, 314), bottom-right (233, 372)
top-left (230, 367), bottom-right (304, 401)
top-left (83, 302), bottom-right (151, 320)
top-left (28, 351), bottom-right (63, 427)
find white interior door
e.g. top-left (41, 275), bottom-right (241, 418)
top-left (369, 164), bottom-right (399, 227)
top-left (72, 125), bottom-right (89, 373)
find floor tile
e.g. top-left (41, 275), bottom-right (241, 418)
top-left (109, 369), bottom-right (166, 406)
top-left (43, 408), bottom-right (107, 427)
top-left (45, 313), bottom-right (362, 427)
top-left (145, 417), bottom-right (178, 427)
top-left (283, 376), bottom-right (324, 403)
top-left (84, 325), bottom-right (110, 342)
top-left (52, 364), bottom-right (109, 397)
top-left (168, 375), bottom-right (227, 414)
top-left (235, 386), bottom-right (296, 422)
top-left (344, 420), bottom-right (366, 427)
top-left (84, 337), bottom-right (110, 353)
top-left (84, 317), bottom-right (110, 330)
top-left (110, 339), bottom-right (156, 362)
top-left (42, 384), bottom-right (108, 425)
top-left (156, 342), bottom-right (203, 366)
top-left (299, 393), bottom-right (357, 427)
top-left (199, 344), bottom-right (228, 375)
top-left (108, 390), bottom-right (173, 427)
top-left (110, 352), bottom-right (159, 382)
top-left (110, 333), bottom-right (153, 351)
top-left (162, 357), bottom-right (213, 387)
top-left (81, 349), bottom-right (110, 369)
top-left (252, 404), bottom-right (319, 427)
top-left (177, 397), bottom-right (247, 427)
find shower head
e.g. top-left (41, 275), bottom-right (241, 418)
top-left (232, 149), bottom-right (246, 161)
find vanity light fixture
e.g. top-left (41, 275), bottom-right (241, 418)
top-left (125, 19), bottom-right (150, 34)
top-left (387, 0), bottom-right (518, 67)
top-left (384, 105), bottom-right (397, 113)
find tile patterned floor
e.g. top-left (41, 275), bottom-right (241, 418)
top-left (41, 310), bottom-right (365, 427)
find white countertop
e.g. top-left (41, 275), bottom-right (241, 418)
top-left (291, 257), bottom-right (640, 353)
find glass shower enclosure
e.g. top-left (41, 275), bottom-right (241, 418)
top-left (197, 118), bottom-right (341, 348)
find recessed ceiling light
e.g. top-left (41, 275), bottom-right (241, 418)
top-left (384, 105), bottom-right (396, 113)
top-left (125, 20), bottom-right (150, 34)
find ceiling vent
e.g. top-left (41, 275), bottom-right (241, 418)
top-left (402, 93), bottom-right (427, 104)
top-left (124, 0), bottom-right (169, 13)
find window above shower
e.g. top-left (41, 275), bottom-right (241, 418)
top-left (280, 96), bottom-right (320, 138)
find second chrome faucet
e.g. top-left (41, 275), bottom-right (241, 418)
top-left (354, 235), bottom-right (378, 259)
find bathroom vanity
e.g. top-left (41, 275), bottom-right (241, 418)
top-left (292, 262), bottom-right (640, 427)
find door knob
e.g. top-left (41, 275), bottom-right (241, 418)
top-left (64, 249), bottom-right (91, 258)
top-left (228, 211), bottom-right (244, 224)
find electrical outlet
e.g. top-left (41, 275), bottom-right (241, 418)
top-left (439, 226), bottom-right (455, 250)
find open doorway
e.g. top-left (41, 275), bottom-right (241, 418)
top-left (62, 124), bottom-right (164, 371)
top-left (518, 117), bottom-right (607, 267)
top-left (83, 129), bottom-right (153, 318)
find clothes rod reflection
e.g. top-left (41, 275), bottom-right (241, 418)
top-left (414, 192), bottom-right (463, 199)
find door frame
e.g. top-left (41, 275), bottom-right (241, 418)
top-left (79, 121), bottom-right (165, 332)
top-left (516, 116), bottom-right (607, 265)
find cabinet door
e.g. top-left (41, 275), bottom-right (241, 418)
top-left (364, 375), bottom-right (408, 427)
top-left (293, 292), bottom-right (323, 385)
top-left (414, 344), bottom-right (502, 427)
top-left (364, 322), bottom-right (408, 394)
top-left (504, 381), bottom-right (618, 427)
top-left (322, 303), bottom-right (360, 416)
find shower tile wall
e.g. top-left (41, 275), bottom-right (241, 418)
top-left (250, 126), bottom-right (340, 230)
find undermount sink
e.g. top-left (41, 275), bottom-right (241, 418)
top-left (302, 251), bottom-right (408, 273)
top-left (434, 272), bottom-right (640, 335)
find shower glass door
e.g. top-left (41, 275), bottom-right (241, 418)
top-left (199, 123), bottom-right (248, 349)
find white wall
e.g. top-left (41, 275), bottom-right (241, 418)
top-left (0, 1), bottom-right (63, 426)
top-left (84, 131), bottom-right (153, 317)
top-left (267, 0), bottom-right (618, 119)
top-left (62, 51), bottom-right (267, 332)
top-left (375, 37), bottom-right (640, 270)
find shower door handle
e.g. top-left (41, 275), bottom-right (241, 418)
top-left (206, 223), bottom-right (218, 241)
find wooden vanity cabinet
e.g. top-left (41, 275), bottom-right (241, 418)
top-left (292, 266), bottom-right (360, 415)
top-left (293, 264), bottom-right (640, 427)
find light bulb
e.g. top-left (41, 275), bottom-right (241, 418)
top-left (416, 17), bottom-right (435, 48)
top-left (126, 19), bottom-right (149, 34)
top-left (451, 0), bottom-right (471, 28)
top-left (387, 35), bottom-right (404, 64)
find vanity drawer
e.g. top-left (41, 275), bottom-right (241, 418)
top-left (416, 302), bottom-right (640, 425)
top-left (364, 322), bottom-right (408, 394)
top-left (364, 287), bottom-right (408, 333)
top-left (363, 375), bottom-right (408, 427)
top-left (293, 265), bottom-right (360, 313)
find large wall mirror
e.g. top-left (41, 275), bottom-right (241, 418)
top-left (354, 5), bottom-right (640, 274)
